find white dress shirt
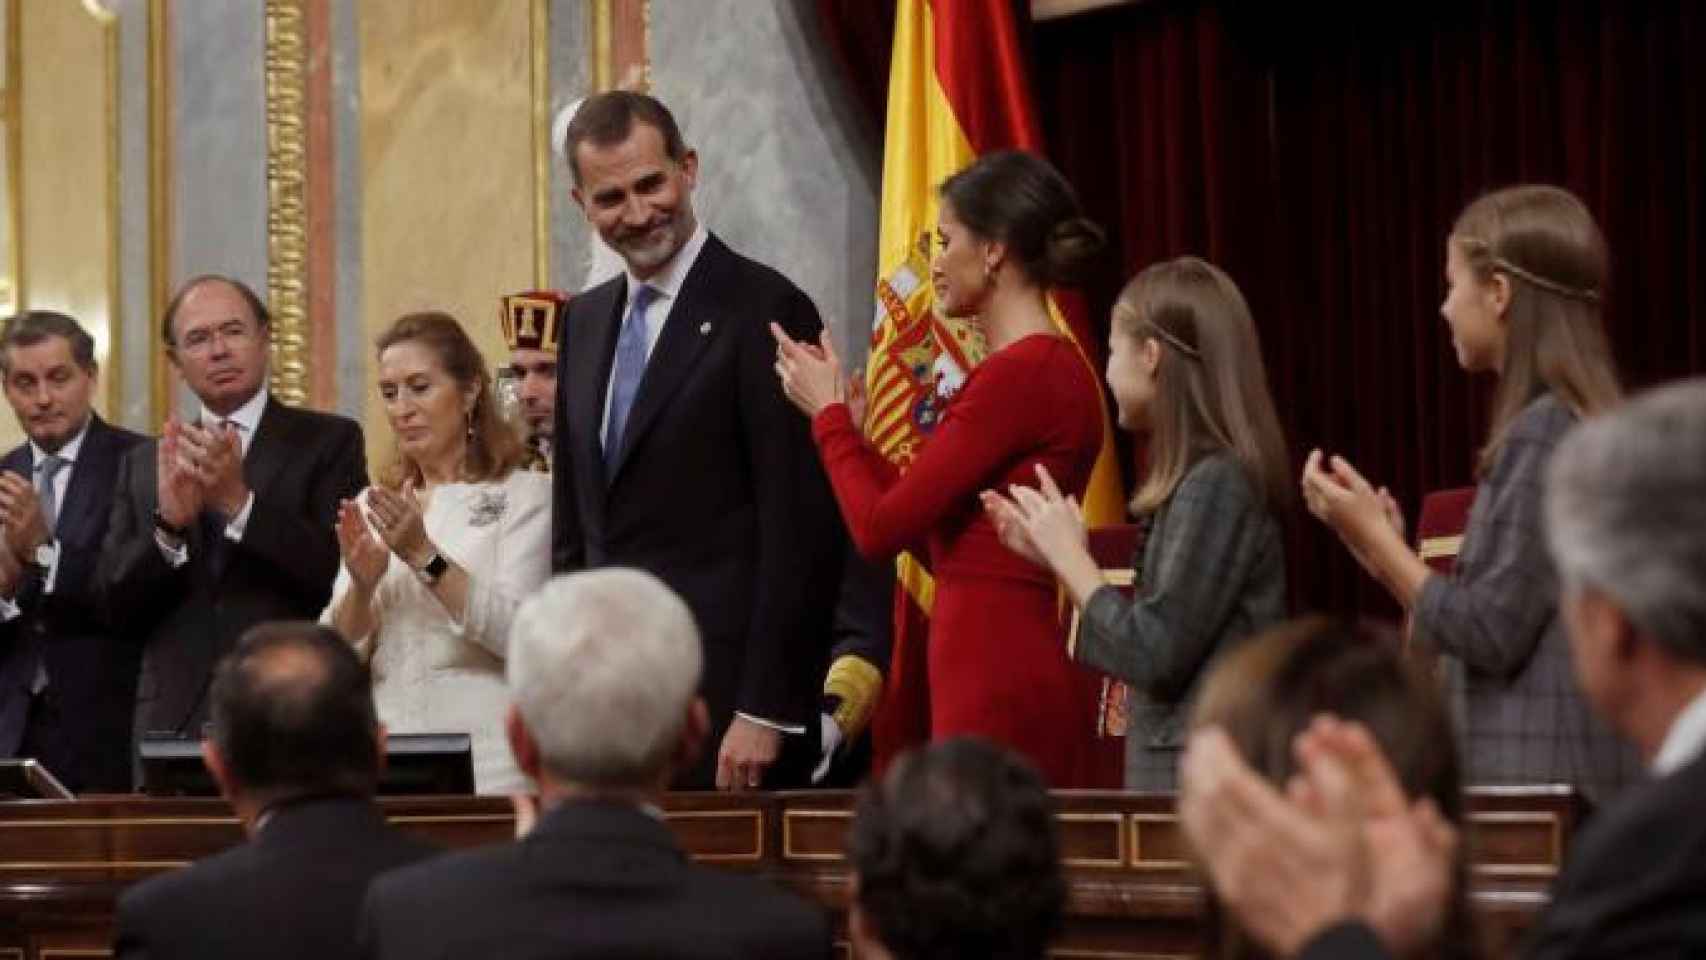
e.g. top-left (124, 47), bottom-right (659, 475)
top-left (1652, 684), bottom-right (1706, 776)
top-left (599, 221), bottom-right (711, 452)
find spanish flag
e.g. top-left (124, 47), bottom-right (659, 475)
top-left (861, 0), bottom-right (1127, 782)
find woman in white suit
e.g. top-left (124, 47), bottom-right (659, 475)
top-left (324, 311), bottom-right (550, 794)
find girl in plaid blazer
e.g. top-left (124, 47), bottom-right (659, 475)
top-left (1300, 185), bottom-right (1641, 803)
top-left (985, 257), bottom-right (1291, 790)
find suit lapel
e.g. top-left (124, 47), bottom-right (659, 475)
top-left (242, 397), bottom-right (291, 509)
top-left (606, 238), bottom-right (726, 483)
top-left (54, 416), bottom-right (113, 548)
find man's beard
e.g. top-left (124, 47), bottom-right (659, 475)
top-left (615, 219), bottom-right (686, 272)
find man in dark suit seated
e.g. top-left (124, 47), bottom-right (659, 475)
top-left (0, 311), bottom-right (146, 792)
top-left (1178, 378), bottom-right (1706, 960)
top-left (99, 275), bottom-right (366, 757)
top-left (847, 738), bottom-right (1065, 960)
top-left (360, 569), bottom-right (831, 960)
top-left (113, 621), bottom-right (438, 960)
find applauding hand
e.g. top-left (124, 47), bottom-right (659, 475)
top-left (770, 323), bottom-right (847, 418)
top-left (1003, 464), bottom-right (1089, 570)
top-left (336, 497), bottom-right (390, 592)
top-left (980, 489), bottom-right (1046, 566)
top-left (365, 481), bottom-right (433, 568)
top-left (156, 419), bottom-right (205, 531)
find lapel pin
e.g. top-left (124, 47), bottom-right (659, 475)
top-left (699, 322), bottom-right (712, 335)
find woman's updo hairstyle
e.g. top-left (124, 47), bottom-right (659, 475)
top-left (937, 149), bottom-right (1105, 287)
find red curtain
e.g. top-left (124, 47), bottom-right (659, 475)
top-left (816, 1), bottom-right (1706, 615)
top-left (1033, 0), bottom-right (1706, 615)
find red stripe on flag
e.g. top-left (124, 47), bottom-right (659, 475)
top-left (927, 0), bottom-right (1041, 154)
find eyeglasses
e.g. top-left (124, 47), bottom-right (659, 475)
top-left (178, 320), bottom-right (257, 355)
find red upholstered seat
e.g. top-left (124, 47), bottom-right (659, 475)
top-left (1073, 523), bottom-right (1147, 788)
top-left (1417, 487), bottom-right (1475, 573)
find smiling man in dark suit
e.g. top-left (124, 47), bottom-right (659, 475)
top-left (551, 92), bottom-right (842, 790)
top-left (0, 311), bottom-right (146, 792)
top-left (99, 275), bottom-right (366, 756)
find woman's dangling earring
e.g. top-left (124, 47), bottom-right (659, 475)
top-left (462, 404), bottom-right (475, 476)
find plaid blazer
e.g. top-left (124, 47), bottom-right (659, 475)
top-left (1076, 453), bottom-right (1287, 791)
top-left (1414, 393), bottom-right (1642, 805)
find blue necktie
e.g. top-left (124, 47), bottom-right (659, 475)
top-left (605, 284), bottom-right (657, 466)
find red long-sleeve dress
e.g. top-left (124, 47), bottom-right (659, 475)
top-left (811, 334), bottom-right (1106, 786)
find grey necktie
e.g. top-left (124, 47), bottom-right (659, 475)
top-left (35, 453), bottom-right (66, 534)
top-left (29, 454), bottom-right (66, 693)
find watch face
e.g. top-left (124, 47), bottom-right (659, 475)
top-left (33, 544), bottom-right (54, 567)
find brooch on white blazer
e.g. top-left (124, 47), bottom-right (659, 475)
top-left (468, 488), bottom-right (508, 527)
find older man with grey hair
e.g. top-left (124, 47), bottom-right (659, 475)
top-left (359, 569), bottom-right (830, 960)
top-left (1176, 378), bottom-right (1706, 960)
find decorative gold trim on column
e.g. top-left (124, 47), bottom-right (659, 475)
top-left (3, 0), bottom-right (22, 314)
top-left (264, 0), bottom-right (308, 406)
top-left (530, 0), bottom-right (549, 288)
top-left (148, 0), bottom-right (172, 426)
top-left (91, 0), bottom-right (122, 420)
top-left (589, 0), bottom-right (611, 92)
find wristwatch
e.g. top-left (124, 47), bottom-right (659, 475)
top-left (415, 551), bottom-right (449, 585)
top-left (30, 541), bottom-right (56, 573)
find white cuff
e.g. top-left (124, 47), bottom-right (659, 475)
top-left (0, 595), bottom-right (18, 621)
top-left (42, 540), bottom-right (61, 594)
top-left (223, 492), bottom-right (256, 541)
top-left (155, 529), bottom-right (189, 569)
top-left (734, 711), bottom-right (808, 736)
top-left (811, 713), bottom-right (843, 785)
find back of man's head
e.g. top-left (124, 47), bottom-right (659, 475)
top-left (509, 569), bottom-right (703, 789)
top-left (209, 622), bottom-right (381, 800)
top-left (849, 738), bottom-right (1065, 960)
top-left (1547, 377), bottom-right (1706, 665)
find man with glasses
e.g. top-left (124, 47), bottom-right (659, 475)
top-left (100, 275), bottom-right (366, 768)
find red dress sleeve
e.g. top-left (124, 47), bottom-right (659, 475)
top-left (810, 350), bottom-right (1047, 560)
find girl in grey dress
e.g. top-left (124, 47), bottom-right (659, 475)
top-left (1301, 185), bottom-right (1641, 803)
top-left (985, 257), bottom-right (1290, 790)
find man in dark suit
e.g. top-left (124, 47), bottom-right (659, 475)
top-left (114, 621), bottom-right (438, 960)
top-left (361, 569), bottom-right (830, 959)
top-left (1178, 378), bottom-right (1706, 960)
top-left (551, 92), bottom-right (842, 790)
top-left (0, 311), bottom-right (146, 792)
top-left (99, 275), bottom-right (366, 751)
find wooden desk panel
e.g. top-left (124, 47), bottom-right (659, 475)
top-left (0, 787), bottom-right (1580, 960)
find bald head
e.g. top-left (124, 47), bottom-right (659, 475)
top-left (209, 622), bottom-right (381, 799)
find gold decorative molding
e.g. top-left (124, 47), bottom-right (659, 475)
top-left (1, 0), bottom-right (20, 315)
top-left (589, 0), bottom-right (611, 91)
top-left (148, 0), bottom-right (171, 426)
top-left (589, 0), bottom-right (649, 93)
top-left (530, 0), bottom-right (549, 287)
top-left (94, 0), bottom-right (120, 421)
top-left (264, 0), bottom-right (309, 406)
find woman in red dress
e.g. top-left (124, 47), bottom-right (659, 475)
top-left (773, 150), bottom-right (1107, 786)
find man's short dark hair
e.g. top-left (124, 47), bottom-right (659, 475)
top-left (562, 91), bottom-right (688, 187)
top-left (849, 738), bottom-right (1065, 960)
top-left (208, 622), bottom-right (380, 799)
top-left (161, 274), bottom-right (272, 347)
top-left (0, 310), bottom-right (97, 377)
